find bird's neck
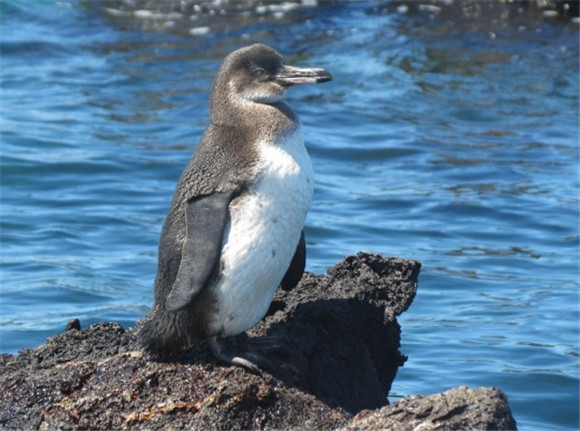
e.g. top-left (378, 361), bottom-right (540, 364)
top-left (210, 96), bottom-right (299, 138)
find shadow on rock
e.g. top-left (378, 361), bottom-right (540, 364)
top-left (240, 253), bottom-right (420, 413)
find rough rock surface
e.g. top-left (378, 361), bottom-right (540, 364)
top-left (338, 386), bottom-right (517, 431)
top-left (0, 253), bottom-right (517, 430)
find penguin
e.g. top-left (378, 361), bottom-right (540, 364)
top-left (138, 43), bottom-right (332, 371)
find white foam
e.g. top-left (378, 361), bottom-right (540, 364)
top-left (542, 10), bottom-right (558, 18)
top-left (419, 4), bottom-right (442, 14)
top-left (189, 26), bottom-right (211, 36)
top-left (133, 10), bottom-right (183, 20)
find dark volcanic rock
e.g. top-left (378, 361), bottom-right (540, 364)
top-left (250, 254), bottom-right (419, 414)
top-left (0, 253), bottom-right (517, 430)
top-left (339, 386), bottom-right (518, 431)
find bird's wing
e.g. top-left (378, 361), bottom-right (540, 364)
top-left (165, 190), bottom-right (235, 312)
top-left (280, 230), bottom-right (306, 291)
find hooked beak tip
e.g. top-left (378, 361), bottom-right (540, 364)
top-left (314, 70), bottom-right (333, 83)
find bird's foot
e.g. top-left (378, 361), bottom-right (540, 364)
top-left (208, 336), bottom-right (264, 374)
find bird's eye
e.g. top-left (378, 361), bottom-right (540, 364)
top-left (254, 67), bottom-right (267, 76)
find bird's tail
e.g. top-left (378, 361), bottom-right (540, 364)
top-left (136, 305), bottom-right (198, 356)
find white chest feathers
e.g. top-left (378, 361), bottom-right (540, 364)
top-left (210, 127), bottom-right (314, 337)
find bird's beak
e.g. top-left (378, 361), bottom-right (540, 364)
top-left (275, 64), bottom-right (333, 86)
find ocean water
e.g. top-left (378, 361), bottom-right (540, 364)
top-left (1, 1), bottom-right (578, 429)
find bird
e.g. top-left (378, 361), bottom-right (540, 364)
top-left (137, 43), bottom-right (332, 371)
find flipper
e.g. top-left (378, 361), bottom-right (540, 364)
top-left (280, 231), bottom-right (306, 291)
top-left (165, 191), bottom-right (235, 312)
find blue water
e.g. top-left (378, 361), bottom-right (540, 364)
top-left (1, 1), bottom-right (578, 429)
